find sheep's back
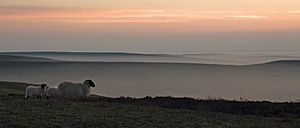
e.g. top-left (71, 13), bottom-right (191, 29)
top-left (26, 86), bottom-right (45, 96)
top-left (58, 82), bottom-right (85, 98)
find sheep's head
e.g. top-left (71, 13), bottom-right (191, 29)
top-left (84, 80), bottom-right (95, 88)
top-left (41, 84), bottom-right (47, 89)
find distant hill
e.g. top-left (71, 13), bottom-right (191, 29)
top-left (1, 52), bottom-right (300, 66)
top-left (0, 54), bottom-right (56, 62)
top-left (0, 51), bottom-right (171, 57)
top-left (2, 51), bottom-right (300, 65)
top-left (260, 60), bottom-right (300, 65)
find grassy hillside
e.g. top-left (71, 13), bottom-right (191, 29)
top-left (0, 81), bottom-right (300, 128)
top-left (0, 81), bottom-right (39, 96)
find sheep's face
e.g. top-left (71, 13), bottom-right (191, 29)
top-left (84, 80), bottom-right (95, 88)
top-left (41, 84), bottom-right (47, 89)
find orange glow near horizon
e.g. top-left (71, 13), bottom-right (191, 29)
top-left (1, 1), bottom-right (300, 52)
top-left (1, 7), bottom-right (300, 32)
top-left (1, 0), bottom-right (300, 32)
top-left (1, 8), bottom-right (300, 21)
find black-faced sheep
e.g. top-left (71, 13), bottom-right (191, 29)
top-left (58, 80), bottom-right (95, 98)
top-left (25, 84), bottom-right (47, 99)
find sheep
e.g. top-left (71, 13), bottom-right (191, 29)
top-left (46, 87), bottom-right (58, 98)
top-left (58, 80), bottom-right (95, 98)
top-left (25, 84), bottom-right (47, 99)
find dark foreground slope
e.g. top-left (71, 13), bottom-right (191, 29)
top-left (0, 81), bottom-right (300, 128)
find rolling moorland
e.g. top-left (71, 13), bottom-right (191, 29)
top-left (0, 52), bottom-right (300, 127)
top-left (0, 81), bottom-right (300, 128)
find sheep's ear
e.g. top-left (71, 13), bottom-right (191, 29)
top-left (85, 80), bottom-right (95, 87)
top-left (89, 81), bottom-right (95, 87)
top-left (41, 84), bottom-right (47, 89)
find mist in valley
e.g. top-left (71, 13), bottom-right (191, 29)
top-left (0, 52), bottom-right (299, 102)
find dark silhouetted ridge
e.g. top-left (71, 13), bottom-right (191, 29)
top-left (0, 54), bottom-right (56, 62)
top-left (260, 60), bottom-right (300, 65)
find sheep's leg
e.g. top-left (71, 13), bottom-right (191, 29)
top-left (25, 92), bottom-right (28, 99)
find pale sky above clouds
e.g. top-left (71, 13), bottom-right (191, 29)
top-left (0, 0), bottom-right (300, 52)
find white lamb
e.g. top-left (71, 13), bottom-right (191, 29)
top-left (58, 80), bottom-right (95, 98)
top-left (46, 87), bottom-right (58, 98)
top-left (25, 84), bottom-right (47, 99)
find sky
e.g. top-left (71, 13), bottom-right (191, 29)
top-left (0, 0), bottom-right (300, 53)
